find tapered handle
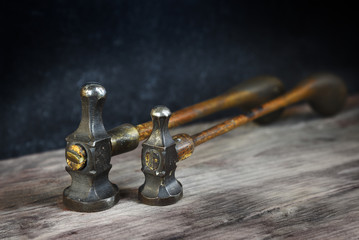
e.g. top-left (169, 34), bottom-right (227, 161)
top-left (136, 76), bottom-right (285, 141)
top-left (174, 73), bottom-right (347, 161)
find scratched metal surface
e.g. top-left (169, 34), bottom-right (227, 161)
top-left (0, 98), bottom-right (358, 239)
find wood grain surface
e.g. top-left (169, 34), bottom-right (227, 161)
top-left (1, 97), bottom-right (359, 240)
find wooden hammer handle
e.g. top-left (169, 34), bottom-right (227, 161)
top-left (174, 73), bottom-right (347, 161)
top-left (136, 76), bottom-right (284, 141)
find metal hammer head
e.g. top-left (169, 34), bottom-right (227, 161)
top-left (63, 83), bottom-right (120, 212)
top-left (139, 106), bottom-right (183, 206)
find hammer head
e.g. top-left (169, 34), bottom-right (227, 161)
top-left (63, 83), bottom-right (120, 212)
top-left (139, 106), bottom-right (183, 206)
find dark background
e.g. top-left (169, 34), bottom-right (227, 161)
top-left (1, 0), bottom-right (358, 160)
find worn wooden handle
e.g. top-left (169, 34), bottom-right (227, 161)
top-left (136, 76), bottom-right (284, 141)
top-left (109, 76), bottom-right (283, 155)
top-left (174, 73), bottom-right (347, 161)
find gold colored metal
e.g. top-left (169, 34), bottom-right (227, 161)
top-left (108, 123), bottom-right (140, 156)
top-left (144, 149), bottom-right (160, 170)
top-left (66, 144), bottom-right (87, 170)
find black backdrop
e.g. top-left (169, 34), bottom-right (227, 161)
top-left (1, 0), bottom-right (358, 160)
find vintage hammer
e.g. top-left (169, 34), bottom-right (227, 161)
top-left (138, 73), bottom-right (347, 205)
top-left (63, 76), bottom-right (285, 212)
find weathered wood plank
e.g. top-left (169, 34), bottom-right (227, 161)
top-left (0, 97), bottom-right (359, 239)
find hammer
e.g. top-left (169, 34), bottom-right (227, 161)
top-left (63, 76), bottom-right (285, 212)
top-left (109, 75), bottom-right (285, 156)
top-left (138, 73), bottom-right (347, 206)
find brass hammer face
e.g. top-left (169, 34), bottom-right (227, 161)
top-left (139, 106), bottom-right (183, 206)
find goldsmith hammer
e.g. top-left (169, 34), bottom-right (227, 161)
top-left (63, 75), bottom-right (285, 212)
top-left (138, 73), bottom-right (347, 206)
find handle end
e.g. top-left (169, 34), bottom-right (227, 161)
top-left (303, 73), bottom-right (347, 117)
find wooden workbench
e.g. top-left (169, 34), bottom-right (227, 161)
top-left (1, 97), bottom-right (359, 239)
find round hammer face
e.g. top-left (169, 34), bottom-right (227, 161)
top-left (63, 184), bottom-right (120, 212)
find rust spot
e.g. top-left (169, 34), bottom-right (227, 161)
top-left (173, 134), bottom-right (195, 161)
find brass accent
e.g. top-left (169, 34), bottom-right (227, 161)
top-left (108, 123), bottom-right (139, 156)
top-left (66, 144), bottom-right (87, 170)
top-left (144, 149), bottom-right (160, 170)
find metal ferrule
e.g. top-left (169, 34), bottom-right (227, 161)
top-left (108, 123), bottom-right (140, 156)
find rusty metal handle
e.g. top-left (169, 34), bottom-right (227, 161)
top-left (174, 73), bottom-right (347, 161)
top-left (109, 76), bottom-right (285, 156)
